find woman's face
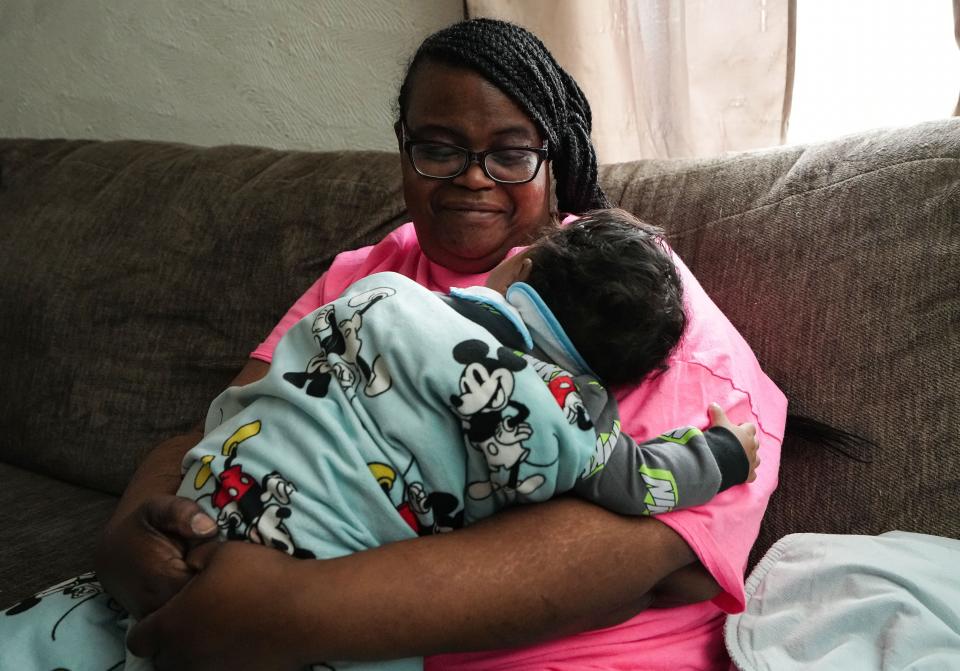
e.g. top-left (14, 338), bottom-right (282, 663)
top-left (399, 62), bottom-right (553, 274)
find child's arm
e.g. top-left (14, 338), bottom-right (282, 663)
top-left (574, 403), bottom-right (759, 515)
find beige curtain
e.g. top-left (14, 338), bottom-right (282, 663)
top-left (467, 0), bottom-right (795, 163)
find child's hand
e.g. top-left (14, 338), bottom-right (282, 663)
top-left (708, 403), bottom-right (760, 483)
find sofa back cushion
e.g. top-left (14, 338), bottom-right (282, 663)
top-left (0, 140), bottom-right (406, 493)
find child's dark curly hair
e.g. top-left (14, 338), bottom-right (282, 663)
top-left (524, 209), bottom-right (686, 385)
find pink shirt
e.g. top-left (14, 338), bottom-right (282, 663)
top-left (251, 222), bottom-right (786, 671)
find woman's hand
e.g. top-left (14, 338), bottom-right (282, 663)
top-left (94, 494), bottom-right (218, 618)
top-left (127, 541), bottom-right (309, 671)
top-left (96, 359), bottom-right (270, 618)
top-left (708, 402), bottom-right (760, 482)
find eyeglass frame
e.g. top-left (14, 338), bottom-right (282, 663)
top-left (399, 122), bottom-right (550, 185)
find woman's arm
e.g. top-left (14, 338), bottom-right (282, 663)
top-left (93, 358), bottom-right (270, 617)
top-left (128, 496), bottom-right (704, 670)
top-left (650, 562), bottom-right (723, 608)
top-left (307, 498), bottom-right (697, 656)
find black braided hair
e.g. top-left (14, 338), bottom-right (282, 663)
top-left (397, 18), bottom-right (610, 215)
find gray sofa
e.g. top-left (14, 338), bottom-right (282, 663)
top-left (2, 119), bottom-right (958, 609)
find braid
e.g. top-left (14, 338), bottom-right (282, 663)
top-left (397, 18), bottom-right (610, 214)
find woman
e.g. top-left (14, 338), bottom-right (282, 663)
top-left (102, 18), bottom-right (786, 670)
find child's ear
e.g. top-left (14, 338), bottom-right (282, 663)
top-left (515, 257), bottom-right (533, 284)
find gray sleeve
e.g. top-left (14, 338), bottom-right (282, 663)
top-left (571, 374), bottom-right (749, 516)
top-left (574, 424), bottom-right (747, 515)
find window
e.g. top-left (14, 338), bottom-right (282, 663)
top-left (788, 0), bottom-right (958, 144)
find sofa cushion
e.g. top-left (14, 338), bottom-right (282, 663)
top-left (0, 462), bottom-right (117, 608)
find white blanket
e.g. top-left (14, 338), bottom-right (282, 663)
top-left (726, 531), bottom-right (960, 670)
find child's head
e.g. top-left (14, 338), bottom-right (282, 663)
top-left (487, 209), bottom-right (686, 385)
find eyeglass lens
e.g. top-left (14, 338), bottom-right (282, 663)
top-left (410, 144), bottom-right (540, 183)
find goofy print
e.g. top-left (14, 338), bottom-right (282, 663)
top-left (283, 286), bottom-right (395, 399)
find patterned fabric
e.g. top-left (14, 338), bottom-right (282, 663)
top-left (1, 573), bottom-right (127, 671)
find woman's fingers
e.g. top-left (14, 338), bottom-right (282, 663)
top-left (143, 495), bottom-right (218, 540)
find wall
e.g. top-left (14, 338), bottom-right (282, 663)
top-left (0, 1), bottom-right (463, 151)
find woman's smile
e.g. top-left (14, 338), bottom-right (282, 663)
top-left (437, 200), bottom-right (507, 223)
top-left (439, 200), bottom-right (505, 213)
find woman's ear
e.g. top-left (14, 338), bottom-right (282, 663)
top-left (394, 121), bottom-right (404, 152)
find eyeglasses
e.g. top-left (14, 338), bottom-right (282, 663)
top-left (401, 123), bottom-right (549, 184)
